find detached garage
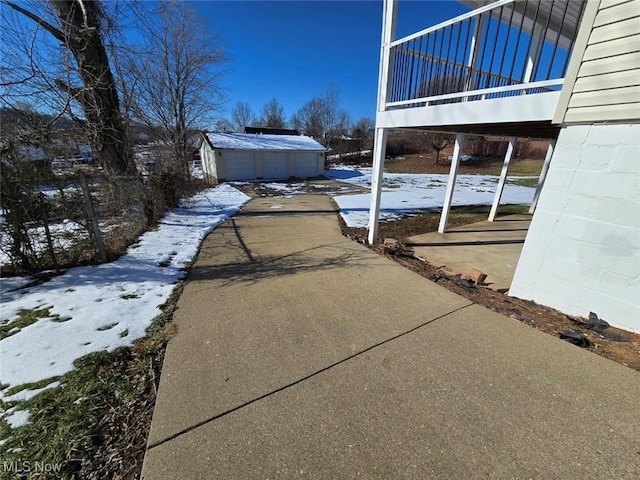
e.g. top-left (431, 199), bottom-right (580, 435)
top-left (199, 132), bottom-right (327, 183)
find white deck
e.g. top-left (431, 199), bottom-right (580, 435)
top-left (377, 91), bottom-right (561, 130)
top-left (368, 0), bottom-right (584, 243)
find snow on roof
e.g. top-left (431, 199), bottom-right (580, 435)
top-left (205, 132), bottom-right (326, 152)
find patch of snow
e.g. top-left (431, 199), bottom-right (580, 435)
top-left (3, 408), bottom-right (31, 429)
top-left (0, 276), bottom-right (34, 295)
top-left (40, 184), bottom-right (80, 200)
top-left (261, 182), bottom-right (306, 193)
top-left (323, 165), bottom-right (365, 181)
top-left (2, 381), bottom-right (62, 402)
top-left (326, 150), bottom-right (371, 161)
top-left (0, 184), bottom-right (250, 398)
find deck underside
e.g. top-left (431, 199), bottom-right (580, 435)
top-left (406, 121), bottom-right (560, 139)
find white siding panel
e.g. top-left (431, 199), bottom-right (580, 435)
top-left (578, 51), bottom-right (640, 76)
top-left (581, 34), bottom-right (640, 61)
top-left (562, 0), bottom-right (640, 124)
top-left (573, 69), bottom-right (640, 92)
top-left (600, 0), bottom-right (634, 9)
top-left (570, 85), bottom-right (640, 107)
top-left (588, 17), bottom-right (640, 45)
top-left (564, 103), bottom-right (640, 122)
top-left (593, 0), bottom-right (640, 27)
top-left (207, 149), bottom-right (217, 180)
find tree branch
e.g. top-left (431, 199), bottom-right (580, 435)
top-left (54, 78), bottom-right (83, 99)
top-left (1, 0), bottom-right (65, 43)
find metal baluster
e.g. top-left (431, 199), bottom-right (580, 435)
top-left (507, 0), bottom-right (530, 83)
top-left (544, 0), bottom-right (571, 81)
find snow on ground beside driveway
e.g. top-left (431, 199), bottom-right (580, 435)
top-left (0, 220), bottom-right (87, 266)
top-left (325, 165), bottom-right (537, 227)
top-left (0, 184), bottom-right (250, 399)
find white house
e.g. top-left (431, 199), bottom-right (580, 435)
top-left (199, 132), bottom-right (327, 182)
top-left (370, 0), bottom-right (640, 332)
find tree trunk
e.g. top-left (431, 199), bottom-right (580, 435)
top-left (50, 1), bottom-right (136, 176)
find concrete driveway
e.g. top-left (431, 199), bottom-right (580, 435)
top-left (142, 193), bottom-right (639, 479)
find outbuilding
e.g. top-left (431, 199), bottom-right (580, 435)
top-left (199, 132), bottom-right (327, 183)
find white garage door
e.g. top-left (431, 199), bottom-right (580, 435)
top-left (262, 152), bottom-right (289, 179)
top-left (294, 152), bottom-right (320, 178)
top-left (223, 152), bottom-right (256, 180)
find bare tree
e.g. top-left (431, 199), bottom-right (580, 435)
top-left (321, 86), bottom-right (340, 139)
top-left (258, 98), bottom-right (286, 129)
top-left (351, 116), bottom-right (375, 153)
top-left (127, 1), bottom-right (226, 172)
top-left (231, 101), bottom-right (255, 130)
top-left (332, 110), bottom-right (352, 138)
top-left (1, 0), bottom-right (136, 175)
top-left (289, 112), bottom-right (303, 132)
top-left (294, 97), bottom-right (327, 139)
top-left (426, 132), bottom-right (455, 165)
top-left (215, 118), bottom-right (235, 132)
top-left (291, 87), bottom-right (345, 148)
top-left (351, 117), bottom-right (374, 139)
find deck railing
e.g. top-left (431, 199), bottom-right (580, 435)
top-left (387, 0), bottom-right (586, 109)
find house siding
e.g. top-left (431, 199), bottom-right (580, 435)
top-left (559, 0), bottom-right (640, 124)
top-left (510, 123), bottom-right (640, 333)
top-left (200, 143), bottom-right (217, 183)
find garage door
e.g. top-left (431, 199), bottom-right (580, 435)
top-left (262, 152), bottom-right (289, 179)
top-left (294, 152), bottom-right (320, 178)
top-left (223, 152), bottom-right (256, 180)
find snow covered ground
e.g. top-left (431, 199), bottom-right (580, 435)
top-left (0, 184), bottom-right (250, 401)
top-left (325, 165), bottom-right (536, 227)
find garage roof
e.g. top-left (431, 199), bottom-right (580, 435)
top-left (204, 133), bottom-right (327, 152)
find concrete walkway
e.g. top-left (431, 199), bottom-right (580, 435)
top-left (142, 194), bottom-right (639, 479)
top-left (407, 214), bottom-right (532, 291)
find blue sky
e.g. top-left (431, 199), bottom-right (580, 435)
top-left (194, 1), bottom-right (470, 122)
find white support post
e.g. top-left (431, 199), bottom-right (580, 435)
top-left (489, 136), bottom-right (517, 222)
top-left (464, 15), bottom-right (484, 98)
top-left (523, 26), bottom-right (544, 93)
top-left (438, 133), bottom-right (465, 233)
top-left (377, 0), bottom-right (398, 110)
top-left (367, 0), bottom-right (397, 244)
top-left (529, 139), bottom-right (556, 213)
top-left (368, 128), bottom-right (389, 244)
